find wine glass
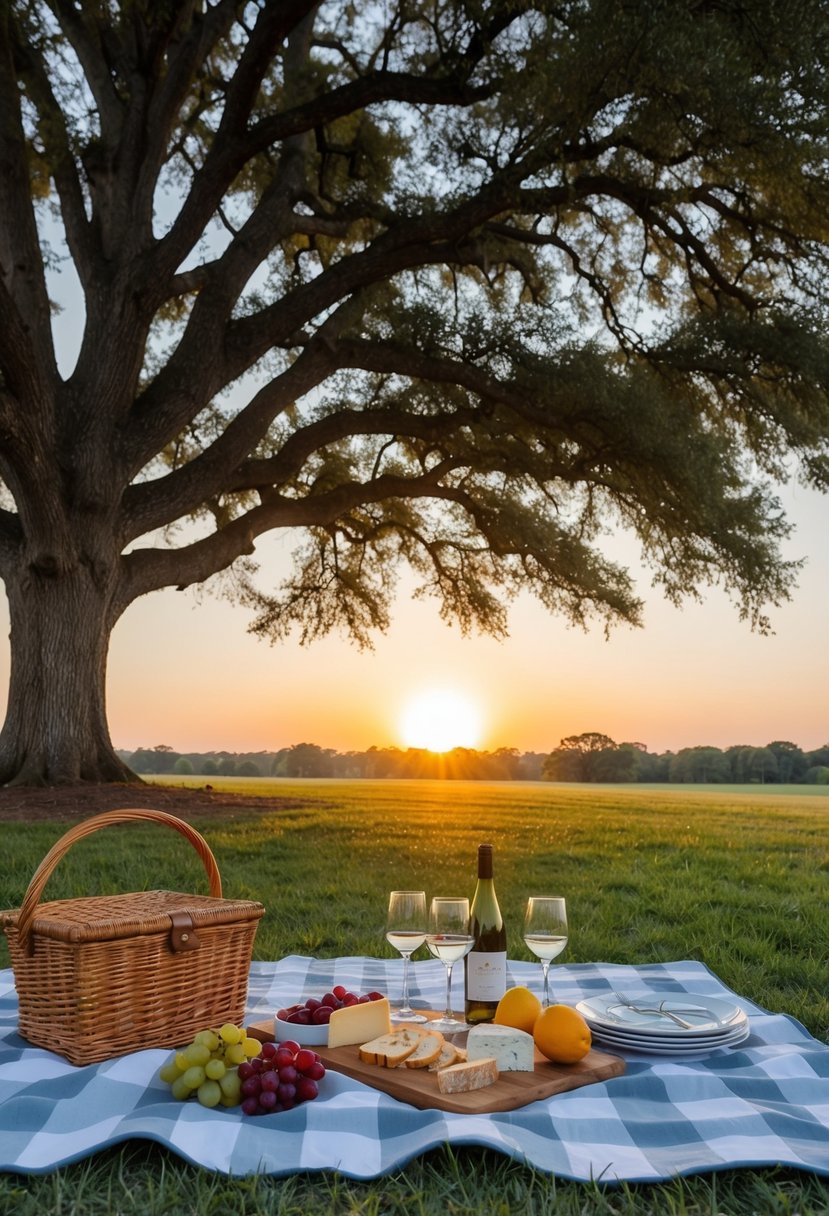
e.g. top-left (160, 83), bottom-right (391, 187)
top-left (425, 897), bottom-right (474, 1033)
top-left (523, 897), bottom-right (568, 1007)
top-left (386, 890), bottom-right (428, 1023)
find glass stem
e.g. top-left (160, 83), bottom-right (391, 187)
top-left (399, 952), bottom-right (412, 1014)
top-left (542, 961), bottom-right (551, 1008)
top-left (444, 963), bottom-right (454, 1019)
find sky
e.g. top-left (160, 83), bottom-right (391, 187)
top-left (2, 149), bottom-right (827, 762)
top-left (1, 475), bottom-right (821, 760)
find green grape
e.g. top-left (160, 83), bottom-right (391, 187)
top-left (219, 1023), bottom-right (242, 1045)
top-left (181, 1065), bottom-right (206, 1089)
top-left (224, 1042), bottom-right (245, 1065)
top-left (195, 1030), bottom-right (220, 1051)
top-left (241, 1037), bottom-right (260, 1058)
top-left (181, 1042), bottom-right (211, 1067)
top-left (159, 1059), bottom-right (183, 1084)
top-left (218, 1071), bottom-right (242, 1103)
top-left (205, 1058), bottom-right (226, 1080)
top-left (174, 1050), bottom-right (189, 1072)
top-left (197, 1079), bottom-right (222, 1108)
top-left (171, 1075), bottom-right (192, 1101)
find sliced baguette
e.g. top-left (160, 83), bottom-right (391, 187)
top-left (428, 1040), bottom-right (463, 1071)
top-left (402, 1029), bottom-right (445, 1069)
top-left (436, 1056), bottom-right (499, 1094)
top-left (358, 1027), bottom-right (426, 1067)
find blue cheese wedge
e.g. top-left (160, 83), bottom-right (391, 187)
top-left (466, 1024), bottom-right (535, 1072)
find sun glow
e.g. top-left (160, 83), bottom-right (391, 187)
top-left (399, 689), bottom-right (483, 753)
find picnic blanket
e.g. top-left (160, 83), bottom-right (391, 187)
top-left (1, 955), bottom-right (828, 1182)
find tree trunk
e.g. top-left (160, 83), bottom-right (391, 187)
top-left (0, 565), bottom-right (139, 786)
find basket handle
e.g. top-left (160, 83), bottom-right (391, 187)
top-left (14, 808), bottom-right (223, 953)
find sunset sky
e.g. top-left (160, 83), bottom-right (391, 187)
top-left (1, 479), bottom-right (822, 759)
top-left (3, 200), bottom-right (827, 762)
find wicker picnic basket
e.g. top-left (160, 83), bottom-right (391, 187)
top-left (0, 808), bottom-right (265, 1066)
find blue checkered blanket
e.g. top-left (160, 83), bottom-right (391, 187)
top-left (1, 956), bottom-right (828, 1181)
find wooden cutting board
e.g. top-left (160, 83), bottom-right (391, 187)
top-left (246, 1016), bottom-right (625, 1115)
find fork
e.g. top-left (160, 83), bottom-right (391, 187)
top-left (609, 991), bottom-right (697, 1029)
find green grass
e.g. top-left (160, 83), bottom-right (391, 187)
top-left (2, 778), bottom-right (829, 1215)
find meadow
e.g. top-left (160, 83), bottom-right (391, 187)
top-left (2, 777), bottom-right (829, 1215)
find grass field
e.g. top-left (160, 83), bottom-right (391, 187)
top-left (2, 778), bottom-right (829, 1215)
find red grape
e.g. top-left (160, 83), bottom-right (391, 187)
top-left (294, 1049), bottom-right (316, 1073)
top-left (260, 1070), bottom-right (279, 1093)
top-left (296, 1077), bottom-right (319, 1102)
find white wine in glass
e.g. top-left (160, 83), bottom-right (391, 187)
top-left (386, 890), bottom-right (427, 1022)
top-left (425, 897), bottom-right (474, 1034)
top-left (523, 897), bottom-right (568, 1007)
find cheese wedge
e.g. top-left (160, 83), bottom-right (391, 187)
top-left (466, 1023), bottom-right (535, 1072)
top-left (436, 1056), bottom-right (499, 1094)
top-left (327, 997), bottom-right (391, 1048)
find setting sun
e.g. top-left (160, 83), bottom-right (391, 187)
top-left (399, 689), bottom-right (483, 753)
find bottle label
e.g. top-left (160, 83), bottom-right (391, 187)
top-left (466, 951), bottom-right (507, 1001)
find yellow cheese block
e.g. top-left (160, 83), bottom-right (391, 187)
top-left (327, 997), bottom-right (392, 1048)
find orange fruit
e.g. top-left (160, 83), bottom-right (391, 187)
top-left (533, 1004), bottom-right (592, 1064)
top-left (493, 986), bottom-right (542, 1034)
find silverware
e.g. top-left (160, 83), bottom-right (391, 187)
top-left (609, 991), bottom-right (698, 1029)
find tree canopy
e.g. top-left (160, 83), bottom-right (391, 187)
top-left (2, 0), bottom-right (829, 783)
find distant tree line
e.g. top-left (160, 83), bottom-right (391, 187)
top-left (541, 734), bottom-right (829, 784)
top-left (122, 743), bottom-right (547, 781)
top-left (122, 736), bottom-right (829, 785)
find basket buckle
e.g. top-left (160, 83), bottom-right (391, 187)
top-left (168, 911), bottom-right (200, 952)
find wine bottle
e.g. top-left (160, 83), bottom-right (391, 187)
top-left (464, 842), bottom-right (507, 1024)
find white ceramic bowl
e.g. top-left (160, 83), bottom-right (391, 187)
top-left (274, 1014), bottom-right (329, 1047)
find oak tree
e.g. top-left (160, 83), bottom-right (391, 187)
top-left (2, 0), bottom-right (829, 783)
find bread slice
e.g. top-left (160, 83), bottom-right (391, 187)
top-left (428, 1040), bottom-right (463, 1071)
top-left (436, 1056), bottom-right (499, 1094)
top-left (402, 1030), bottom-right (445, 1069)
top-left (358, 1027), bottom-right (426, 1067)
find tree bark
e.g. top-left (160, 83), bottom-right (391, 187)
top-left (0, 564), bottom-right (138, 785)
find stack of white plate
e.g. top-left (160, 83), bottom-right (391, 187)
top-left (575, 992), bottom-right (750, 1055)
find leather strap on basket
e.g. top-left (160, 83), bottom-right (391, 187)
top-left (14, 808), bottom-right (223, 956)
top-left (168, 910), bottom-right (201, 952)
